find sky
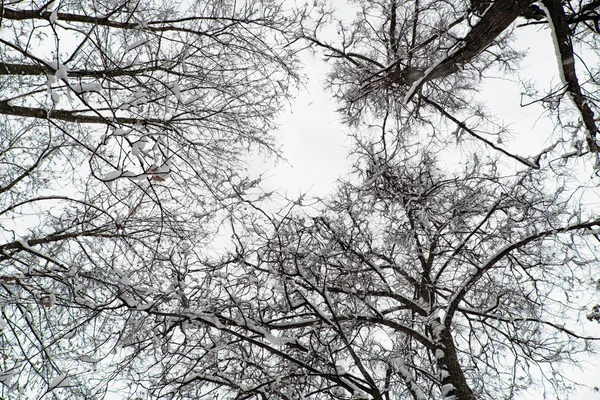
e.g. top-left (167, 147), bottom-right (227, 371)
top-left (250, 54), bottom-right (350, 198)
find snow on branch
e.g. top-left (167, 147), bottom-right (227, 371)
top-left (540, 0), bottom-right (599, 153)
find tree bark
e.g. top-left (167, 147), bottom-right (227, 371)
top-left (0, 101), bottom-right (165, 125)
top-left (541, 0), bottom-right (599, 152)
top-left (0, 62), bottom-right (167, 78)
top-left (404, 0), bottom-right (536, 101)
top-left (437, 327), bottom-right (477, 400)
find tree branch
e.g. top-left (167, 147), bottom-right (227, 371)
top-left (405, 0), bottom-right (536, 101)
top-left (447, 218), bottom-right (600, 322)
top-left (541, 0), bottom-right (599, 152)
top-left (0, 101), bottom-right (166, 125)
top-left (422, 96), bottom-right (539, 168)
top-left (0, 62), bottom-right (169, 78)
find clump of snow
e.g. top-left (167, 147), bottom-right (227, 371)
top-left (112, 128), bottom-right (127, 136)
top-left (537, 3), bottom-right (566, 85)
top-left (122, 171), bottom-right (147, 181)
top-left (147, 162), bottom-right (172, 181)
top-left (125, 38), bottom-right (150, 52)
top-left (122, 54), bottom-right (139, 68)
top-left (412, 383), bottom-right (427, 400)
top-left (136, 302), bottom-right (151, 310)
top-left (102, 170), bottom-right (122, 181)
top-left (434, 307), bottom-right (447, 323)
top-left (49, 9), bottom-right (58, 24)
top-left (119, 276), bottom-right (132, 286)
top-left (49, 374), bottom-right (70, 389)
top-left (587, 305), bottom-right (600, 322)
top-left (335, 365), bottom-right (347, 375)
top-left (435, 349), bottom-right (445, 359)
top-left (17, 238), bottom-right (33, 250)
top-left (206, 315), bottom-right (223, 329)
top-left (0, 368), bottom-right (17, 385)
top-left (55, 64), bottom-right (68, 81)
top-left (430, 320), bottom-right (444, 341)
top-left (119, 294), bottom-right (138, 307)
top-left (441, 383), bottom-right (455, 396)
top-left (70, 82), bottom-right (102, 93)
top-left (392, 357), bottom-right (427, 399)
top-left (121, 171), bottom-right (136, 177)
top-left (403, 58), bottom-right (444, 104)
top-left (170, 82), bottom-right (183, 103)
top-left (131, 139), bottom-right (148, 156)
top-left (184, 94), bottom-right (199, 104)
top-left (79, 355), bottom-right (100, 363)
top-left (45, 74), bottom-right (58, 101)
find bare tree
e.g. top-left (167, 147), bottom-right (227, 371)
top-left (102, 1), bottom-right (600, 397)
top-left (49, 134), bottom-right (599, 400)
top-left (0, 0), bottom-right (298, 397)
top-left (3, 0), bottom-right (600, 399)
top-left (169, 141), bottom-right (600, 400)
top-left (301, 0), bottom-right (600, 168)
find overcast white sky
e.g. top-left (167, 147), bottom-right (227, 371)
top-left (251, 55), bottom-right (350, 198)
